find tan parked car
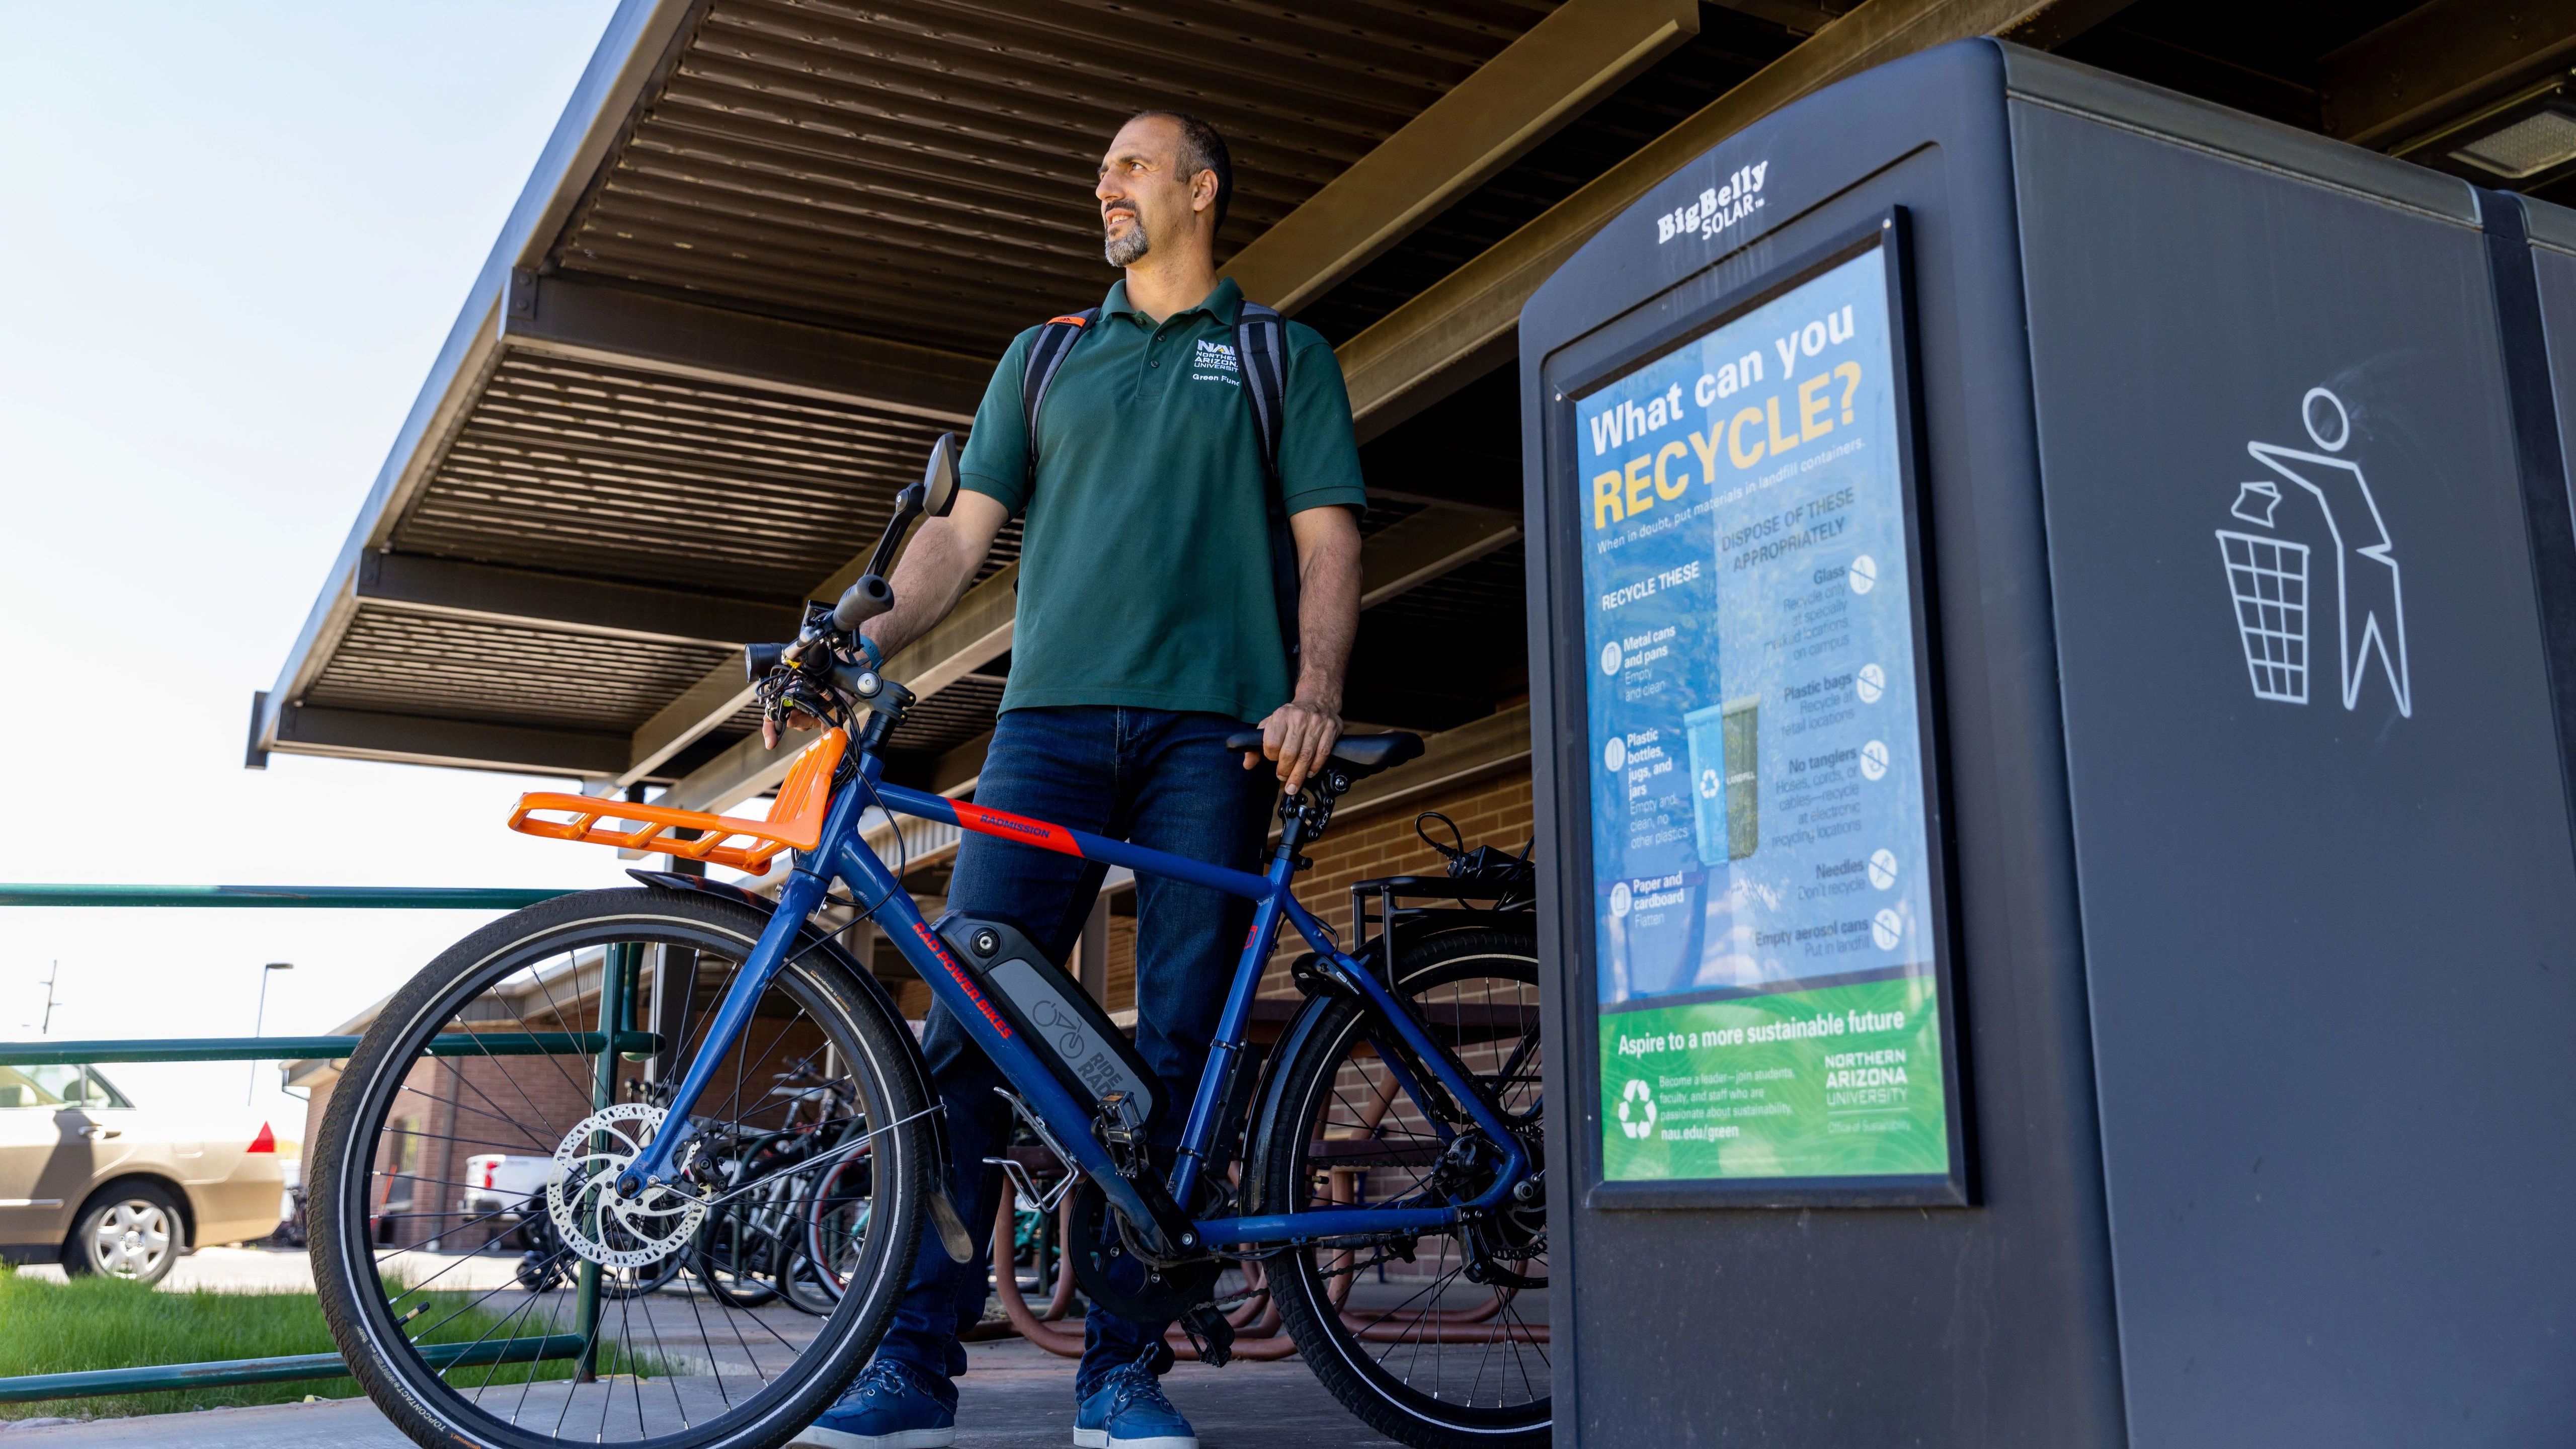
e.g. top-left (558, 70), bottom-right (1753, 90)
top-left (0, 1063), bottom-right (285, 1284)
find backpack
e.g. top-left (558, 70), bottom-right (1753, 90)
top-left (1020, 301), bottom-right (1303, 661)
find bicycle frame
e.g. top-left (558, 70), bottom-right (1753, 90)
top-left (622, 737), bottom-right (1533, 1256)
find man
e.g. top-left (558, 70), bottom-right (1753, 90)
top-left (795, 111), bottom-right (1366, 1449)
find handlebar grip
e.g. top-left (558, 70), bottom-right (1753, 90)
top-left (833, 575), bottom-right (894, 631)
top-left (744, 642), bottom-right (789, 681)
top-left (1224, 730), bottom-right (1266, 753)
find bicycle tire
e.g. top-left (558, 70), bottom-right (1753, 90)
top-left (1257, 927), bottom-right (1549, 1449)
top-left (311, 888), bottom-right (930, 1449)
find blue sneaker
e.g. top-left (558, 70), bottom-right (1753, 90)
top-left (1073, 1361), bottom-right (1197, 1449)
top-left (794, 1358), bottom-right (957, 1449)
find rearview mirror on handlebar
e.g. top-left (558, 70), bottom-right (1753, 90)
top-left (922, 432), bottom-right (961, 519)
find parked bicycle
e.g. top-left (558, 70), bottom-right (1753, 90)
top-left (310, 435), bottom-right (1546, 1449)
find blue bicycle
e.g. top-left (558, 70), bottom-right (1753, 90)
top-left (311, 439), bottom-right (1548, 1449)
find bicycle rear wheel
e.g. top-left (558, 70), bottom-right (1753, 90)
top-left (311, 888), bottom-right (929, 1449)
top-left (1258, 928), bottom-right (1548, 1449)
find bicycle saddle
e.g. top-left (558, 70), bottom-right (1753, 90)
top-left (1225, 729), bottom-right (1425, 782)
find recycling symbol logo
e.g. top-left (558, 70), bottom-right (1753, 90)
top-left (1697, 767), bottom-right (1721, 800)
top-left (1616, 1078), bottom-right (1657, 1140)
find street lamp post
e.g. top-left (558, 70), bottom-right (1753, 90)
top-left (250, 962), bottom-right (293, 1105)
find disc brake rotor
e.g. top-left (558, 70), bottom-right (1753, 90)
top-left (547, 1103), bottom-right (704, 1269)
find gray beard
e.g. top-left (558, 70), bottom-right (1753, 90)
top-left (1104, 224), bottom-right (1150, 268)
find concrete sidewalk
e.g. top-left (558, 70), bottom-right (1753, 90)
top-left (0, 1336), bottom-right (1402, 1447)
top-left (10, 1245), bottom-right (516, 1295)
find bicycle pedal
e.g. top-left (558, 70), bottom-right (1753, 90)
top-left (1180, 1303), bottom-right (1235, 1368)
top-left (1094, 1090), bottom-right (1148, 1176)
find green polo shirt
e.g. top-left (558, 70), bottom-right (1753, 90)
top-left (956, 277), bottom-right (1367, 721)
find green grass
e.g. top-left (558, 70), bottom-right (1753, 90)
top-left (0, 1267), bottom-right (651, 1421)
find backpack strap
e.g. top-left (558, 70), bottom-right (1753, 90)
top-left (1234, 302), bottom-right (1303, 660)
top-left (1235, 302), bottom-right (1287, 481)
top-left (1021, 308), bottom-right (1098, 491)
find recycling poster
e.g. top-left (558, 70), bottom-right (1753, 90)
top-left (1574, 245), bottom-right (1953, 1185)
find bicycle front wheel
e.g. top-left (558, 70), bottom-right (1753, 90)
top-left (311, 888), bottom-right (930, 1449)
top-left (1258, 927), bottom-right (1549, 1449)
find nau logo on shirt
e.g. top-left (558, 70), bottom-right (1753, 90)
top-left (1192, 339), bottom-right (1241, 385)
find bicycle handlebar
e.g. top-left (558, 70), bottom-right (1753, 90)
top-left (832, 574), bottom-right (893, 630)
top-left (1224, 731), bottom-right (1264, 753)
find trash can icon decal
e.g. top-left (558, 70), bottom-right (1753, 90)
top-left (2212, 387), bottom-right (2410, 717)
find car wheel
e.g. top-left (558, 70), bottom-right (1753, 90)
top-left (66, 1183), bottom-right (183, 1285)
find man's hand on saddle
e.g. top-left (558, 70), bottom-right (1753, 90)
top-left (1245, 693), bottom-right (1343, 795)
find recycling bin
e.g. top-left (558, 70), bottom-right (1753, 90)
top-left (1519, 39), bottom-right (2576, 1448)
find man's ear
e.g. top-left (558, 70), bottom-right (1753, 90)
top-left (1192, 169), bottom-right (1218, 218)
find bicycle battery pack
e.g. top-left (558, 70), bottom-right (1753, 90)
top-left (934, 913), bottom-right (1167, 1126)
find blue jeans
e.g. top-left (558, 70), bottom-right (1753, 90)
top-left (872, 706), bottom-right (1274, 1399)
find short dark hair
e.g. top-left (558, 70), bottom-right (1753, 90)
top-left (1128, 111), bottom-right (1232, 230)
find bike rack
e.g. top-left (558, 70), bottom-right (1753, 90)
top-left (0, 884), bottom-right (610, 1405)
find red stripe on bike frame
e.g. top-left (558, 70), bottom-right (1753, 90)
top-left (954, 803), bottom-right (1082, 856)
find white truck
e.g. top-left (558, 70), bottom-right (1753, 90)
top-left (462, 1153), bottom-right (554, 1218)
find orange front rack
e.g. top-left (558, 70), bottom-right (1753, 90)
top-left (506, 730), bottom-right (849, 873)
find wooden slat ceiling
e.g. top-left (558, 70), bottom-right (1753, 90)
top-left (386, 354), bottom-right (993, 598)
top-left (296, 0), bottom-right (2560, 780)
top-left (308, 610), bottom-right (734, 734)
top-left (297, 0), bottom-right (1588, 777)
top-left (549, 0), bottom-right (1561, 352)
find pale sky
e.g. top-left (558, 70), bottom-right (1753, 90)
top-left (0, 2), bottom-right (638, 1144)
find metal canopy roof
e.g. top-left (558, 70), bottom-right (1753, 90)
top-left (551, 0), bottom-right (1549, 351)
top-left (260, 0), bottom-right (2557, 799)
top-left (251, 0), bottom-right (1714, 793)
top-left (249, 0), bottom-right (1495, 779)
top-left (396, 354), bottom-right (970, 596)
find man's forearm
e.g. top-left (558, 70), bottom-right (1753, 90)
top-left (1293, 516), bottom-right (1361, 710)
top-left (861, 515), bottom-right (988, 660)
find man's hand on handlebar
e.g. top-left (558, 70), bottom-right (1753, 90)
top-left (758, 640), bottom-right (873, 748)
top-left (1244, 693), bottom-right (1343, 795)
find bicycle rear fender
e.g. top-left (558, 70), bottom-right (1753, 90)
top-left (1238, 984), bottom-right (1351, 1219)
top-left (1240, 931), bottom-right (1508, 1219)
top-left (625, 869), bottom-right (955, 1190)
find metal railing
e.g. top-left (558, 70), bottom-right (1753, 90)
top-left (0, 883), bottom-right (600, 1403)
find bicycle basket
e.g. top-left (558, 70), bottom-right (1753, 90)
top-left (506, 729), bottom-right (848, 872)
